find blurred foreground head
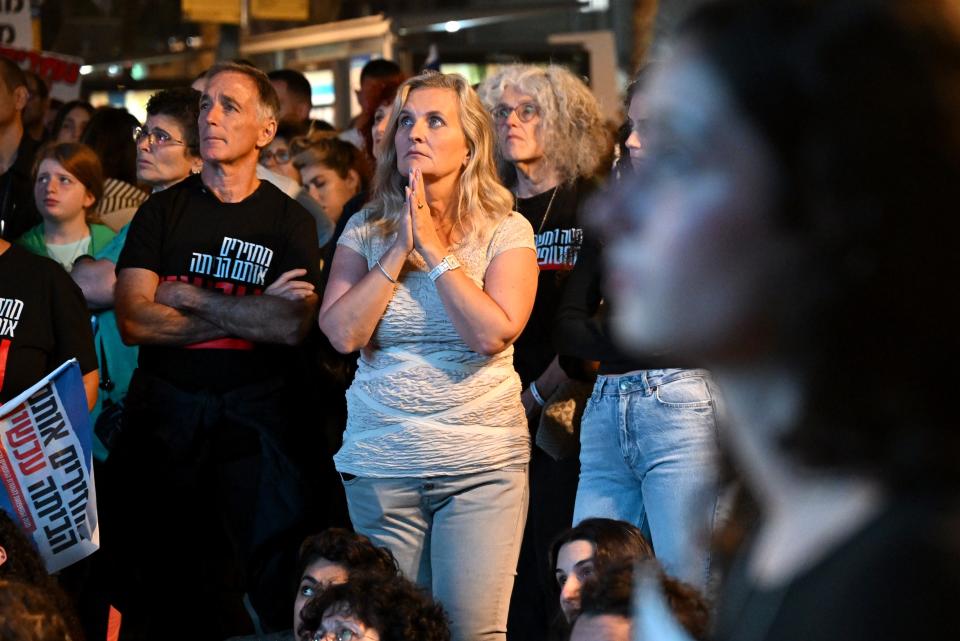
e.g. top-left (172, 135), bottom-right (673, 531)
top-left (299, 572), bottom-right (450, 641)
top-left (0, 580), bottom-right (74, 641)
top-left (600, 0), bottom-right (960, 485)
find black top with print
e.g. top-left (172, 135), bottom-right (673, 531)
top-left (116, 174), bottom-right (321, 392)
top-left (0, 244), bottom-right (98, 403)
top-left (511, 178), bottom-right (591, 386)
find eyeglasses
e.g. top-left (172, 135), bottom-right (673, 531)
top-left (260, 148), bottom-right (292, 164)
top-left (313, 627), bottom-right (364, 641)
top-left (133, 126), bottom-right (185, 149)
top-left (492, 102), bottom-right (540, 124)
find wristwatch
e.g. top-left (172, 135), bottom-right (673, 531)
top-left (428, 254), bottom-right (462, 282)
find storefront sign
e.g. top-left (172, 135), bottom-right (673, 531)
top-left (251, 0), bottom-right (309, 21)
top-left (182, 0), bottom-right (241, 25)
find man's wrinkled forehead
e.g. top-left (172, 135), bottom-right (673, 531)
top-left (205, 71), bottom-right (256, 103)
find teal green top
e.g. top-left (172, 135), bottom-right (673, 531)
top-left (16, 222), bottom-right (117, 261)
top-left (17, 222), bottom-right (136, 462)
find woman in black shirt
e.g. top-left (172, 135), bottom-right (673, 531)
top-left (598, 1), bottom-right (960, 639)
top-left (0, 237), bottom-right (98, 407)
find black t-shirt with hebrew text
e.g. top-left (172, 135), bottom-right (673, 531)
top-left (116, 174), bottom-right (321, 392)
top-left (0, 244), bottom-right (98, 403)
top-left (512, 178), bottom-right (591, 386)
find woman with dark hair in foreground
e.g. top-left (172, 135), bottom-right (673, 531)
top-left (549, 518), bottom-right (653, 626)
top-left (599, 1), bottom-right (960, 639)
top-left (299, 573), bottom-right (450, 641)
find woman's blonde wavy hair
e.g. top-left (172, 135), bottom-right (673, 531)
top-left (366, 71), bottom-right (514, 240)
top-left (478, 64), bottom-right (612, 187)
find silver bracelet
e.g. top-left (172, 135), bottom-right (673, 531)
top-left (529, 380), bottom-right (546, 407)
top-left (375, 259), bottom-right (397, 284)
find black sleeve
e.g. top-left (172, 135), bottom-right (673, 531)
top-left (116, 195), bottom-right (165, 274)
top-left (49, 267), bottom-right (98, 376)
top-left (274, 199), bottom-right (323, 288)
top-left (553, 235), bottom-right (621, 363)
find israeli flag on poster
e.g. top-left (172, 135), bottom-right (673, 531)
top-left (0, 359), bottom-right (99, 572)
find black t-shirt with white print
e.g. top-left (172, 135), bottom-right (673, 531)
top-left (511, 177), bottom-right (592, 386)
top-left (116, 174), bottom-right (321, 393)
top-left (0, 244), bottom-right (98, 404)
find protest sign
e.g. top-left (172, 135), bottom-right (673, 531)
top-left (0, 359), bottom-right (99, 573)
top-left (0, 45), bottom-right (83, 102)
top-left (0, 0), bottom-right (32, 49)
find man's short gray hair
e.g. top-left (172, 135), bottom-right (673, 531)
top-left (204, 62), bottom-right (281, 122)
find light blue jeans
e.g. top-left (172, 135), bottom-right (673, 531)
top-left (342, 465), bottom-right (529, 641)
top-left (572, 369), bottom-right (721, 589)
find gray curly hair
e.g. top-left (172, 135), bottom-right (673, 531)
top-left (478, 64), bottom-right (612, 187)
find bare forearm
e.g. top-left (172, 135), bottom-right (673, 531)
top-left (423, 248), bottom-right (521, 355)
top-left (320, 245), bottom-right (407, 353)
top-left (116, 298), bottom-right (225, 346)
top-left (179, 288), bottom-right (318, 346)
top-left (72, 259), bottom-right (117, 310)
top-left (534, 356), bottom-right (570, 396)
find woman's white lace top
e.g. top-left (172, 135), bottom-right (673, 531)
top-left (333, 209), bottom-right (536, 477)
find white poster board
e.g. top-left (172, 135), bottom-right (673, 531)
top-left (0, 46), bottom-right (83, 102)
top-left (0, 0), bottom-right (32, 49)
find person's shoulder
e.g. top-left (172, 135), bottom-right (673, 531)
top-left (5, 244), bottom-right (70, 282)
top-left (494, 210), bottom-right (535, 238)
top-left (569, 176), bottom-right (602, 209)
top-left (343, 206), bottom-right (376, 232)
top-left (90, 223), bottom-right (117, 242)
top-left (143, 174), bottom-right (201, 205)
top-left (139, 175), bottom-right (205, 215)
top-left (576, 175), bottom-right (604, 193)
top-left (14, 224), bottom-right (45, 250)
top-left (256, 164), bottom-right (300, 198)
top-left (258, 180), bottom-right (313, 222)
top-left (484, 210), bottom-right (535, 257)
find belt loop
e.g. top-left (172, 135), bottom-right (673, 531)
top-left (640, 370), bottom-right (652, 395)
top-left (594, 376), bottom-right (606, 395)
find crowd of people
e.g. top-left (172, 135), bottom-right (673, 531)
top-left (3, 0), bottom-right (960, 639)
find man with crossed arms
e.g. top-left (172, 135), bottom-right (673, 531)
top-left (114, 62), bottom-right (320, 641)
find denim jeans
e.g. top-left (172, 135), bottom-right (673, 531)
top-left (343, 465), bottom-right (529, 641)
top-left (572, 369), bottom-right (721, 589)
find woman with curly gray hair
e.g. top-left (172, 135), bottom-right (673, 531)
top-left (478, 64), bottom-right (612, 639)
top-left (478, 66), bottom-right (610, 397)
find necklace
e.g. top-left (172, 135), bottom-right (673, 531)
top-left (516, 185), bottom-right (560, 234)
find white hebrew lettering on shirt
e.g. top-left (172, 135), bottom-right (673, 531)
top-left (0, 297), bottom-right (24, 338)
top-left (187, 237), bottom-right (276, 286)
top-left (534, 227), bottom-right (583, 268)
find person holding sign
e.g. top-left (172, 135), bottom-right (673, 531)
top-left (0, 234), bottom-right (97, 408)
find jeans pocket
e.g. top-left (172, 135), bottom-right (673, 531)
top-left (654, 375), bottom-right (714, 408)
